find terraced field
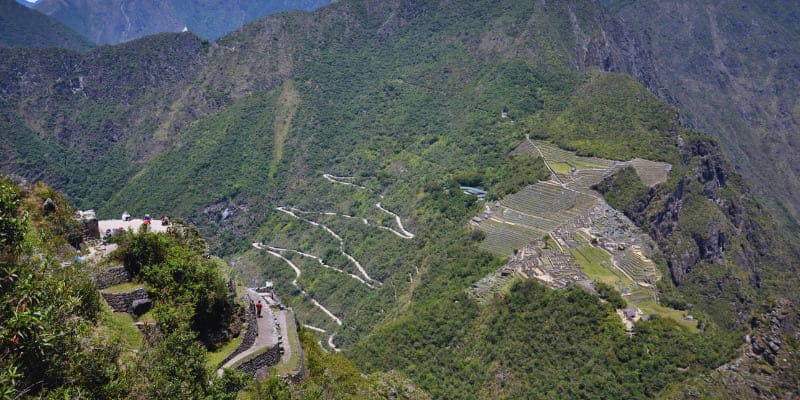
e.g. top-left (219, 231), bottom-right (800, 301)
top-left (472, 139), bottom-right (689, 330)
top-left (477, 180), bottom-right (602, 257)
top-left (629, 158), bottom-right (672, 187)
top-left (501, 182), bottom-right (597, 218)
top-left (565, 169), bottom-right (613, 193)
top-left (533, 140), bottom-right (616, 170)
top-left (476, 218), bottom-right (543, 256)
top-left (496, 207), bottom-right (562, 232)
top-left (614, 248), bottom-right (661, 285)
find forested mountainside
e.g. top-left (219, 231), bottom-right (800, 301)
top-left (0, 0), bottom-right (93, 50)
top-left (33, 0), bottom-right (332, 45)
top-left (605, 0), bottom-right (800, 234)
top-left (1, 0), bottom-right (799, 398)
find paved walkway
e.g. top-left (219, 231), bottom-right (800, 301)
top-left (219, 289), bottom-right (279, 371)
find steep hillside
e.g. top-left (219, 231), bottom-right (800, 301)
top-left (0, 32), bottom-right (209, 207)
top-left (608, 0), bottom-right (800, 234)
top-left (0, 0), bottom-right (93, 50)
top-left (1, 0), bottom-right (798, 398)
top-left (34, 0), bottom-right (332, 45)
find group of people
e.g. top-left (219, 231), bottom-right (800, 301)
top-left (120, 211), bottom-right (170, 226)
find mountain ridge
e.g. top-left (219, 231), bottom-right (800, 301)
top-left (0, 0), bottom-right (93, 50)
top-left (34, 0), bottom-right (333, 45)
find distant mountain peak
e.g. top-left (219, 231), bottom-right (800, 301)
top-left (16, 0), bottom-right (40, 7)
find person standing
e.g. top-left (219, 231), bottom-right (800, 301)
top-left (256, 300), bottom-right (263, 318)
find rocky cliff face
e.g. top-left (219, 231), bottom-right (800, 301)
top-left (661, 298), bottom-right (800, 399)
top-left (609, 0), bottom-right (800, 232)
top-left (597, 134), bottom-right (798, 327)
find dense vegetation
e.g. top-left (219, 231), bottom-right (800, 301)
top-left (241, 327), bottom-right (429, 399)
top-left (112, 225), bottom-right (242, 348)
top-left (0, 178), bottom-right (250, 399)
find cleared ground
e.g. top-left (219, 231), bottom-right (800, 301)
top-left (99, 218), bottom-right (169, 234)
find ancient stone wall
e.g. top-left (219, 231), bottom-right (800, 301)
top-left (218, 295), bottom-right (258, 368)
top-left (284, 314), bottom-right (306, 384)
top-left (91, 266), bottom-right (131, 289)
top-left (101, 288), bottom-right (148, 313)
top-left (236, 345), bottom-right (282, 374)
top-left (83, 218), bottom-right (100, 239)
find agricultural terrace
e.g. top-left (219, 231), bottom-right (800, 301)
top-left (628, 158), bottom-right (672, 187)
top-left (476, 181), bottom-right (599, 256)
top-left (532, 140), bottom-right (615, 173)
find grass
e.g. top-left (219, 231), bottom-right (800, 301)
top-left (100, 281), bottom-right (147, 293)
top-left (97, 302), bottom-right (143, 352)
top-left (206, 334), bottom-right (244, 369)
top-left (638, 300), bottom-right (699, 332)
top-left (271, 311), bottom-right (301, 376)
top-left (136, 309), bottom-right (156, 323)
top-left (550, 162), bottom-right (573, 174)
top-left (269, 80), bottom-right (300, 178)
top-left (570, 246), bottom-right (628, 286)
top-left (569, 243), bottom-right (697, 331)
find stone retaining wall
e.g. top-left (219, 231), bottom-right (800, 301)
top-left (236, 345), bottom-right (282, 374)
top-left (101, 288), bottom-right (148, 313)
top-left (218, 295), bottom-right (258, 368)
top-left (286, 368), bottom-right (306, 384)
top-left (91, 266), bottom-right (131, 289)
top-left (83, 218), bottom-right (100, 239)
top-left (281, 313), bottom-right (306, 384)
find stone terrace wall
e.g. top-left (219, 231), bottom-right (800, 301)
top-left (283, 313), bottom-right (306, 384)
top-left (91, 266), bottom-right (131, 289)
top-left (101, 288), bottom-right (148, 313)
top-left (236, 345), bottom-right (282, 374)
top-left (218, 295), bottom-right (258, 368)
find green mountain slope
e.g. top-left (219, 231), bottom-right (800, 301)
top-left (0, 0), bottom-right (93, 50)
top-left (0, 32), bottom-right (209, 206)
top-left (608, 0), bottom-right (800, 234)
top-left (34, 0), bottom-right (332, 45)
top-left (1, 0), bottom-right (799, 398)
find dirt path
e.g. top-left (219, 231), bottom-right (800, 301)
top-left (323, 173), bottom-right (415, 239)
top-left (264, 245), bottom-right (374, 288)
top-left (322, 174), bottom-right (368, 190)
top-left (302, 324), bottom-right (340, 352)
top-left (253, 243), bottom-right (343, 326)
top-left (275, 207), bottom-right (377, 284)
top-left (527, 134), bottom-right (563, 184)
top-left (375, 203), bottom-right (415, 239)
top-left (270, 81), bottom-right (299, 178)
